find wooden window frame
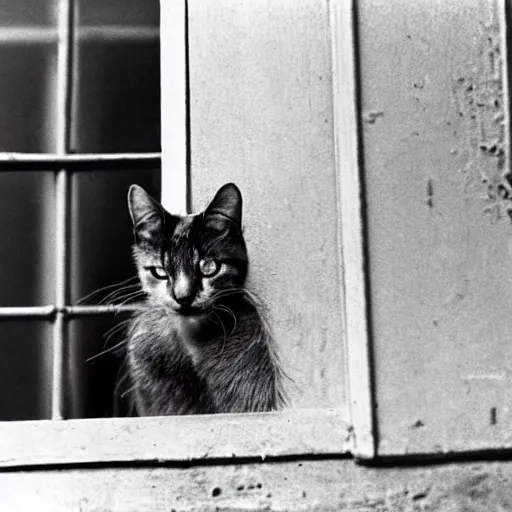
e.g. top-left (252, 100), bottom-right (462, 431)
top-left (0, 0), bottom-right (374, 469)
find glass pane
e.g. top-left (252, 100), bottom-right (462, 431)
top-left (69, 166), bottom-right (160, 419)
top-left (0, 1), bottom-right (58, 152)
top-left (0, 321), bottom-right (52, 420)
top-left (67, 314), bottom-right (132, 419)
top-left (0, 44), bottom-right (58, 152)
top-left (77, 0), bottom-right (159, 27)
top-left (70, 167), bottom-right (160, 305)
top-left (71, 0), bottom-right (160, 153)
top-left (0, 0), bottom-right (56, 27)
top-left (0, 172), bottom-right (55, 306)
top-left (71, 40), bottom-right (160, 153)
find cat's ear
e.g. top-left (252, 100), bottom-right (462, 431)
top-left (128, 185), bottom-right (164, 244)
top-left (204, 183), bottom-right (242, 231)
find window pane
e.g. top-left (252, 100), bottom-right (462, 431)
top-left (71, 0), bottom-right (160, 153)
top-left (0, 172), bottom-right (55, 306)
top-left (69, 167), bottom-right (160, 305)
top-left (0, 321), bottom-right (53, 420)
top-left (68, 168), bottom-right (160, 418)
top-left (0, 44), bottom-right (58, 152)
top-left (67, 314), bottom-right (132, 419)
top-left (77, 0), bottom-right (159, 27)
top-left (0, 1), bottom-right (58, 152)
top-left (0, 0), bottom-right (56, 27)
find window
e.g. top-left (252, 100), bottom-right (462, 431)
top-left (0, 0), bottom-right (161, 421)
top-left (1, 0), bottom-right (371, 471)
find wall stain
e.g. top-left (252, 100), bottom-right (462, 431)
top-left (362, 110), bottom-right (384, 124)
top-left (410, 419), bottom-right (425, 429)
top-left (426, 179), bottom-right (434, 208)
top-left (490, 406), bottom-right (497, 425)
top-left (411, 490), bottom-right (429, 501)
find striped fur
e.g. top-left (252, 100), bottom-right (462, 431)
top-left (125, 183), bottom-right (286, 415)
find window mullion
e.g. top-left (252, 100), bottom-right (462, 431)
top-left (52, 0), bottom-right (74, 421)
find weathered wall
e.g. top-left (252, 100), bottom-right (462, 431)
top-left (358, 0), bottom-right (512, 455)
top-left (188, 0), bottom-right (347, 411)
top-left (4, 459), bottom-right (512, 511)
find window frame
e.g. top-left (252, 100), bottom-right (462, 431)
top-left (0, 0), bottom-right (374, 468)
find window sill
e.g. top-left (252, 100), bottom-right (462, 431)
top-left (0, 408), bottom-right (351, 469)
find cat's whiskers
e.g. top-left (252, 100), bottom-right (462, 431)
top-left (113, 358), bottom-right (131, 416)
top-left (212, 310), bottom-right (228, 356)
top-left (101, 289), bottom-right (145, 306)
top-left (99, 284), bottom-right (142, 305)
top-left (103, 318), bottom-right (133, 347)
top-left (243, 289), bottom-right (265, 308)
top-left (214, 304), bottom-right (237, 335)
top-left (113, 291), bottom-right (147, 309)
top-left (119, 383), bottom-right (138, 399)
top-left (76, 276), bottom-right (139, 305)
top-left (209, 312), bottom-right (223, 330)
top-left (212, 287), bottom-right (277, 364)
top-left (86, 338), bottom-right (128, 363)
top-left (216, 287), bottom-right (272, 331)
top-left (210, 287), bottom-right (265, 313)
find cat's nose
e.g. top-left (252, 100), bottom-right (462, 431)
top-left (173, 273), bottom-right (195, 306)
top-left (174, 293), bottom-right (194, 306)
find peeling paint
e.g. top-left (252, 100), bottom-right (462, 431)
top-left (452, 20), bottom-right (510, 222)
top-left (359, 0), bottom-right (512, 459)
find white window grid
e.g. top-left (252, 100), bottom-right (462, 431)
top-left (0, 0), bottom-right (161, 420)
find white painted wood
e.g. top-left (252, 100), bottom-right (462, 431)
top-left (0, 152), bottom-right (161, 163)
top-left (331, 0), bottom-right (375, 459)
top-left (52, 0), bottom-right (73, 421)
top-left (159, 0), bottom-right (187, 213)
top-left (0, 409), bottom-right (350, 468)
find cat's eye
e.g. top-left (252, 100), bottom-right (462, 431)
top-left (199, 258), bottom-right (218, 277)
top-left (148, 266), bottom-right (168, 280)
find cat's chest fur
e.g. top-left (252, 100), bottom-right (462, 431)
top-left (127, 310), bottom-right (214, 415)
top-left (126, 304), bottom-right (283, 415)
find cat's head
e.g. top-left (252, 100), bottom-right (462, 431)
top-left (127, 183), bottom-right (248, 316)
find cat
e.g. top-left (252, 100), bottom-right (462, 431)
top-left (124, 182), bottom-right (286, 415)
